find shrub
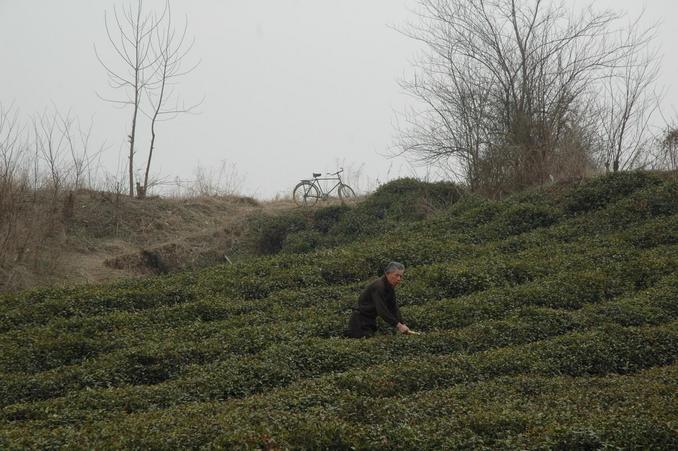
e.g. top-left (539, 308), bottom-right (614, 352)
top-left (620, 215), bottom-right (678, 248)
top-left (311, 204), bottom-right (351, 233)
top-left (490, 202), bottom-right (561, 237)
top-left (360, 178), bottom-right (463, 222)
top-left (281, 229), bottom-right (323, 253)
top-left (247, 211), bottom-right (309, 254)
top-left (563, 171), bottom-right (663, 215)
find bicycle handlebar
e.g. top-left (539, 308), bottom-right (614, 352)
top-left (326, 168), bottom-right (344, 176)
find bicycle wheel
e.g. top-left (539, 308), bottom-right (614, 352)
top-left (338, 183), bottom-right (356, 202)
top-left (293, 181), bottom-right (321, 207)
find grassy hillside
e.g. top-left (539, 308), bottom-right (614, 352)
top-left (0, 190), bottom-right (267, 293)
top-left (1, 171), bottom-right (677, 449)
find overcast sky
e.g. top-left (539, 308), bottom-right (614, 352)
top-left (1, 0), bottom-right (676, 198)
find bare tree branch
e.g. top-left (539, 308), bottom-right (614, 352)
top-left (141, 2), bottom-right (201, 197)
top-left (97, 0), bottom-right (199, 199)
top-left (96, 0), bottom-right (165, 197)
top-left (396, 0), bottom-right (662, 196)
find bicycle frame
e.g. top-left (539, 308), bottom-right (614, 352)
top-left (312, 178), bottom-right (342, 197)
top-left (302, 173), bottom-right (344, 198)
top-left (293, 168), bottom-right (355, 206)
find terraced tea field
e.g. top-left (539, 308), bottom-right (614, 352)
top-left (1, 172), bottom-right (677, 448)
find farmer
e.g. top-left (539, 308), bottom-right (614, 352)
top-left (346, 261), bottom-right (413, 338)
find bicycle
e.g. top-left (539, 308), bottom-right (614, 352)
top-left (292, 168), bottom-right (356, 207)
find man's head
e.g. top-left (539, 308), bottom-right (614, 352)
top-left (384, 261), bottom-right (405, 287)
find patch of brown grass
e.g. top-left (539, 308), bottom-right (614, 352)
top-left (0, 189), bottom-right (269, 293)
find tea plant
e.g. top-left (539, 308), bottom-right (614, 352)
top-left (1, 172), bottom-right (677, 448)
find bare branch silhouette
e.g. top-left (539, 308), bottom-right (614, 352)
top-left (96, 0), bottom-right (200, 199)
top-left (397, 0), bottom-right (662, 197)
top-left (142, 2), bottom-right (202, 197)
top-left (95, 1), bottom-right (166, 197)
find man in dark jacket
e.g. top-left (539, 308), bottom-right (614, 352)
top-left (346, 261), bottom-right (412, 338)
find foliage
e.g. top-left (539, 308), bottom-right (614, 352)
top-left (245, 178), bottom-right (463, 255)
top-left (246, 210), bottom-right (309, 254)
top-left (0, 171), bottom-right (677, 448)
top-left (358, 177), bottom-right (463, 221)
top-left (563, 171), bottom-right (663, 214)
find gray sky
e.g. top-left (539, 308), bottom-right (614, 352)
top-left (1, 0), bottom-right (676, 198)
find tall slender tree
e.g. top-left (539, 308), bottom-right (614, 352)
top-left (142, 4), bottom-right (201, 198)
top-left (96, 1), bottom-right (199, 198)
top-left (95, 1), bottom-right (164, 197)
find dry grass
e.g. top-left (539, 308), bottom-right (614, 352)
top-left (0, 189), bottom-right (269, 293)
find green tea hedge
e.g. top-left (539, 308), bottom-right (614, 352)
top-left (1, 171), bottom-right (677, 448)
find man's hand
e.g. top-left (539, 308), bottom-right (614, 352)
top-left (396, 322), bottom-right (411, 334)
top-left (397, 323), bottom-right (423, 335)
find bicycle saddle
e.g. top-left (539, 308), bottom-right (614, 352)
top-left (313, 172), bottom-right (322, 178)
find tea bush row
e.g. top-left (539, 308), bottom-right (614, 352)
top-left (0, 277), bottom-right (196, 333)
top-left (503, 179), bottom-right (678, 248)
top-left (333, 321), bottom-right (678, 397)
top-left (21, 267), bottom-right (676, 388)
top-left (3, 332), bottom-right (675, 449)
top-left (2, 238), bottom-right (674, 409)
top-left (3, 290), bottom-right (676, 420)
top-left (0, 280), bottom-right (365, 375)
top-left (562, 171), bottom-right (665, 214)
top-left (2, 242), bottom-right (674, 379)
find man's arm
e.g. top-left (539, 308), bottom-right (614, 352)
top-left (371, 289), bottom-right (400, 327)
top-left (393, 302), bottom-right (410, 333)
top-left (372, 290), bottom-right (411, 334)
top-left (394, 297), bottom-right (403, 324)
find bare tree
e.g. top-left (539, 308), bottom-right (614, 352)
top-left (657, 125), bottom-right (678, 171)
top-left (398, 0), bottom-right (661, 195)
top-left (140, 4), bottom-right (201, 198)
top-left (59, 113), bottom-right (91, 190)
top-left (1, 104), bottom-right (61, 281)
top-left (596, 14), bottom-right (662, 173)
top-left (96, 1), bottom-right (199, 199)
top-left (96, 1), bottom-right (165, 197)
top-left (0, 102), bottom-right (24, 185)
top-left (0, 103), bottom-right (28, 273)
top-left (33, 108), bottom-right (68, 195)
top-left (0, 103), bottom-right (107, 290)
